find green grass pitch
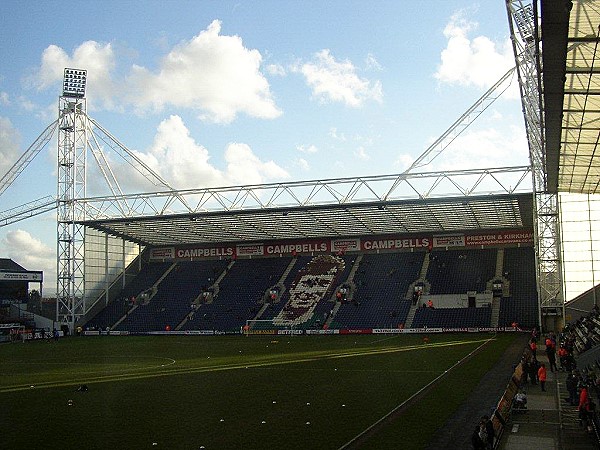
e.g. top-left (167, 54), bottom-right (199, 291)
top-left (0, 333), bottom-right (517, 449)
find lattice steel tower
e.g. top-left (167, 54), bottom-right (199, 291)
top-left (507, 0), bottom-right (564, 325)
top-left (56, 68), bottom-right (88, 330)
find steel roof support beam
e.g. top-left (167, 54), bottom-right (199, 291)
top-left (507, 0), bottom-right (564, 327)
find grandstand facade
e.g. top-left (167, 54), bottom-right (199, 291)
top-left (84, 227), bottom-right (539, 335)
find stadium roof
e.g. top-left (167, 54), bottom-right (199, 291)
top-left (543, 0), bottom-right (600, 194)
top-left (0, 258), bottom-right (27, 272)
top-left (82, 191), bottom-right (534, 247)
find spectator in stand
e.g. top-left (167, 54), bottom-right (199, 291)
top-left (412, 290), bottom-right (419, 305)
top-left (549, 331), bottom-right (557, 347)
top-left (427, 299), bottom-right (434, 309)
top-left (545, 335), bottom-right (557, 372)
top-left (566, 371), bottom-right (579, 406)
top-left (578, 383), bottom-right (593, 432)
top-left (471, 422), bottom-right (485, 450)
top-left (558, 345), bottom-right (569, 371)
top-left (482, 415), bottom-right (495, 449)
top-left (521, 356), bottom-right (531, 385)
top-left (538, 363), bottom-right (547, 392)
top-left (471, 419), bottom-right (488, 450)
top-left (529, 357), bottom-right (539, 386)
top-left (529, 338), bottom-right (537, 358)
top-left (564, 350), bottom-right (576, 373)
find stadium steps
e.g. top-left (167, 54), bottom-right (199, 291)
top-left (260, 258), bottom-right (298, 305)
top-left (324, 301), bottom-right (342, 328)
top-left (280, 257), bottom-right (299, 283)
top-left (200, 259), bottom-right (234, 304)
top-left (252, 302), bottom-right (271, 321)
top-left (175, 315), bottom-right (188, 331)
top-left (154, 262), bottom-right (178, 288)
top-left (347, 254), bottom-right (363, 280)
top-left (557, 377), bottom-right (600, 449)
top-left (330, 255), bottom-right (362, 303)
top-left (491, 297), bottom-right (501, 327)
top-left (419, 252), bottom-right (430, 279)
top-left (403, 303), bottom-right (419, 328)
top-left (498, 346), bottom-right (600, 450)
top-left (111, 305), bottom-right (138, 330)
top-left (412, 252), bottom-right (431, 297)
top-left (495, 248), bottom-right (504, 277)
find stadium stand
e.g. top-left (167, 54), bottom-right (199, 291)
top-left (427, 248), bottom-right (497, 295)
top-left (182, 256), bottom-right (292, 332)
top-left (331, 252), bottom-right (423, 329)
top-left (114, 260), bottom-right (229, 332)
top-left (86, 246), bottom-right (544, 333)
top-left (264, 254), bottom-right (354, 330)
top-left (87, 261), bottom-right (173, 331)
top-left (498, 247), bottom-right (539, 329)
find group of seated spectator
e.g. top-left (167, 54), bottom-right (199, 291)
top-left (561, 305), bottom-right (600, 354)
top-left (559, 306), bottom-right (600, 437)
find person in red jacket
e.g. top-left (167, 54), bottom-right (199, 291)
top-left (545, 336), bottom-right (557, 372)
top-left (538, 363), bottom-right (547, 391)
top-left (558, 346), bottom-right (568, 371)
top-left (529, 338), bottom-right (537, 357)
top-left (578, 384), bottom-right (593, 432)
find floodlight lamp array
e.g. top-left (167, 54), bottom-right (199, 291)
top-left (62, 68), bottom-right (87, 98)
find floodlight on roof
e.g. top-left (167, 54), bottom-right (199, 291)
top-left (62, 68), bottom-right (87, 98)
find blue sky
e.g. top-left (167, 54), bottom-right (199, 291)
top-left (0, 1), bottom-right (528, 293)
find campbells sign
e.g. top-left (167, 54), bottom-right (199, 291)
top-left (148, 228), bottom-right (534, 260)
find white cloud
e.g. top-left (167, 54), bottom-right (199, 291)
top-left (299, 49), bottom-right (383, 107)
top-left (435, 12), bottom-right (515, 94)
top-left (266, 64), bottom-right (286, 76)
top-left (0, 92), bottom-right (9, 105)
top-left (296, 144), bottom-right (318, 154)
top-left (27, 21), bottom-right (281, 123)
top-left (329, 127), bottom-right (347, 141)
top-left (1, 229), bottom-right (56, 288)
top-left (394, 154), bottom-right (415, 171)
top-left (354, 146), bottom-right (370, 161)
top-left (426, 125), bottom-right (528, 172)
top-left (126, 20), bottom-right (281, 123)
top-left (365, 53), bottom-right (383, 71)
top-left (0, 117), bottom-right (21, 175)
top-left (17, 96), bottom-right (37, 112)
top-left (132, 115), bottom-right (223, 190)
top-left (224, 142), bottom-right (289, 185)
top-left (296, 158), bottom-right (310, 171)
top-left (26, 41), bottom-right (118, 110)
top-left (99, 115), bottom-right (288, 192)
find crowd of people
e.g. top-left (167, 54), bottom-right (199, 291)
top-left (558, 309), bottom-right (600, 434)
top-left (471, 311), bottom-right (600, 449)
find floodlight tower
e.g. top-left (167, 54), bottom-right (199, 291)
top-left (56, 68), bottom-right (88, 332)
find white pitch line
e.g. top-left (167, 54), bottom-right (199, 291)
top-left (337, 334), bottom-right (497, 450)
top-left (2, 356), bottom-right (177, 391)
